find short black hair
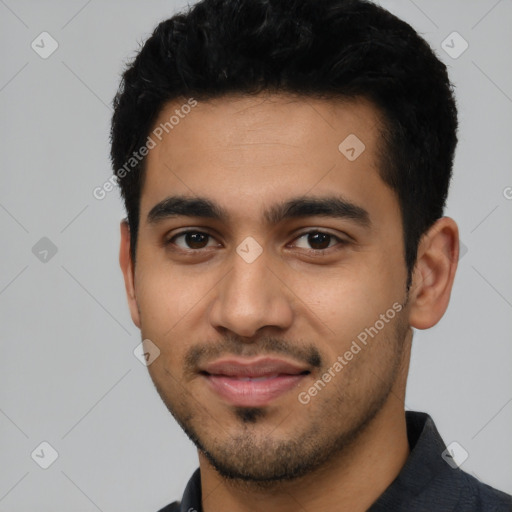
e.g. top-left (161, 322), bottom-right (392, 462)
top-left (110, 0), bottom-right (458, 289)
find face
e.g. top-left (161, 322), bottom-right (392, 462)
top-left (124, 93), bottom-right (412, 482)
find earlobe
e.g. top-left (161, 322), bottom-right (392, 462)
top-left (119, 220), bottom-right (141, 329)
top-left (408, 217), bottom-right (459, 330)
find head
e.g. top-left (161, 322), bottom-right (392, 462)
top-left (112, 0), bottom-right (459, 484)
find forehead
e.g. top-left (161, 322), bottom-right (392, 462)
top-left (140, 93), bottom-right (393, 226)
top-left (148, 92), bottom-right (382, 154)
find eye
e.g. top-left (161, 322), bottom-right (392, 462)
top-left (291, 230), bottom-right (346, 252)
top-left (166, 230), bottom-right (218, 250)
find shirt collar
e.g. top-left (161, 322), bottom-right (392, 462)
top-left (368, 410), bottom-right (460, 510)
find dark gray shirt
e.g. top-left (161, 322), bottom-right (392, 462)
top-left (158, 411), bottom-right (512, 511)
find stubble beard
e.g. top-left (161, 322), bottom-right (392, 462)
top-left (149, 314), bottom-right (410, 488)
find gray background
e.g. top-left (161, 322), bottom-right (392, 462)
top-left (0, 0), bottom-right (511, 510)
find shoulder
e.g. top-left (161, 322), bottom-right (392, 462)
top-left (156, 467), bottom-right (202, 512)
top-left (156, 501), bottom-right (181, 512)
top-left (454, 470), bottom-right (512, 511)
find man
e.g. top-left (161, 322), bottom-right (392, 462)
top-left (111, 0), bottom-right (512, 510)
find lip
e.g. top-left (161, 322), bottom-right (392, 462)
top-left (200, 357), bottom-right (310, 407)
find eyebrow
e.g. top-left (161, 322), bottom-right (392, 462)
top-left (146, 194), bottom-right (371, 228)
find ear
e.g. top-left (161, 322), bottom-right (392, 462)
top-left (408, 217), bottom-right (459, 330)
top-left (119, 220), bottom-right (141, 329)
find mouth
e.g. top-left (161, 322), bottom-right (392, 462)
top-left (199, 357), bottom-right (311, 407)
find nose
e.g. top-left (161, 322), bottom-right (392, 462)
top-left (208, 249), bottom-right (294, 340)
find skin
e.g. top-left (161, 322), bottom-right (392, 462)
top-left (119, 93), bottom-right (459, 512)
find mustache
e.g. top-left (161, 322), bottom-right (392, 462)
top-left (184, 334), bottom-right (323, 373)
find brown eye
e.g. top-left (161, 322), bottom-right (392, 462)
top-left (306, 232), bottom-right (331, 250)
top-left (167, 231), bottom-right (215, 250)
top-left (292, 230), bottom-right (344, 252)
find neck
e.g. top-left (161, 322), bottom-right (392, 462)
top-left (199, 397), bottom-right (410, 512)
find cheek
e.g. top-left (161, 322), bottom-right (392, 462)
top-left (136, 246), bottom-right (224, 322)
top-left (294, 265), bottom-right (393, 335)
top-left (136, 264), bottom-right (189, 323)
top-left (135, 267), bottom-right (212, 368)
